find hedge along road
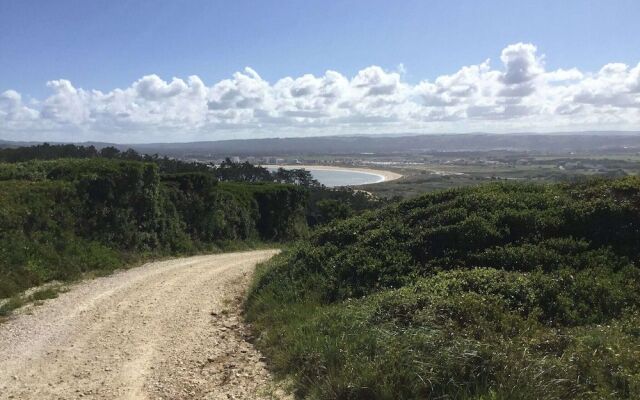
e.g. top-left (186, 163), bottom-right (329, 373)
top-left (0, 250), bottom-right (290, 400)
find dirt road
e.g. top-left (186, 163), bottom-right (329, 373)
top-left (0, 250), bottom-right (288, 399)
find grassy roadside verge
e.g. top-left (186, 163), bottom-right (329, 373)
top-left (1, 240), bottom-right (278, 321)
top-left (0, 285), bottom-right (63, 319)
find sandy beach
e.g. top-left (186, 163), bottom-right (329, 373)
top-left (262, 164), bottom-right (403, 183)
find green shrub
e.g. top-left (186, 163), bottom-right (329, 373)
top-left (0, 159), bottom-right (309, 299)
top-left (0, 296), bottom-right (25, 316)
top-left (247, 177), bottom-right (640, 399)
top-left (30, 287), bottom-right (59, 301)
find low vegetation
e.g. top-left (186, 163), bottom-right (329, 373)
top-left (247, 177), bottom-right (640, 399)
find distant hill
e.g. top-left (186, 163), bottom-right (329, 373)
top-left (3, 132), bottom-right (640, 157)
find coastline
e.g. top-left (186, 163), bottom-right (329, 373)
top-left (262, 164), bottom-right (403, 183)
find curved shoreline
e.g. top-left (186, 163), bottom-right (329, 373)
top-left (262, 164), bottom-right (402, 184)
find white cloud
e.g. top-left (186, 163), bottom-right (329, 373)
top-left (571, 63), bottom-right (640, 108)
top-left (1, 43), bottom-right (639, 142)
top-left (352, 66), bottom-right (403, 96)
top-left (545, 68), bottom-right (583, 82)
top-left (40, 80), bottom-right (91, 124)
top-left (134, 75), bottom-right (189, 100)
top-left (500, 43), bottom-right (543, 85)
top-left (0, 90), bottom-right (39, 124)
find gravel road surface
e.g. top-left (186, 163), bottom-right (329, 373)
top-left (0, 250), bottom-right (288, 400)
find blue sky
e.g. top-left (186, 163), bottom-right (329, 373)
top-left (0, 0), bottom-right (639, 142)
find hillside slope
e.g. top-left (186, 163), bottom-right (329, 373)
top-left (247, 177), bottom-right (640, 399)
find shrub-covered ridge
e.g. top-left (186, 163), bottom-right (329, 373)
top-left (247, 177), bottom-right (640, 399)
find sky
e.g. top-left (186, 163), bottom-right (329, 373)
top-left (0, 0), bottom-right (639, 143)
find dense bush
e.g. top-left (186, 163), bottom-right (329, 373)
top-left (0, 179), bottom-right (123, 297)
top-left (0, 143), bottom-right (385, 228)
top-left (306, 187), bottom-right (382, 226)
top-left (0, 143), bottom-right (102, 162)
top-left (247, 177), bottom-right (640, 399)
top-left (0, 159), bottom-right (308, 298)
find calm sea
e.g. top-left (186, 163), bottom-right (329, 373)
top-left (267, 167), bottom-right (383, 187)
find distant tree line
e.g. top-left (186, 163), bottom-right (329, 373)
top-left (0, 143), bottom-right (384, 227)
top-left (0, 143), bottom-right (322, 188)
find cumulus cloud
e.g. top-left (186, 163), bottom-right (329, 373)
top-left (500, 43), bottom-right (543, 85)
top-left (0, 90), bottom-right (39, 124)
top-left (1, 43), bottom-right (639, 142)
top-left (134, 75), bottom-right (189, 100)
top-left (352, 66), bottom-right (403, 96)
top-left (572, 63), bottom-right (640, 108)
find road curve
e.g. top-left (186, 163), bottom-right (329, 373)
top-left (0, 250), bottom-right (288, 400)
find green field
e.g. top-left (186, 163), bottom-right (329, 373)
top-left (361, 152), bottom-right (640, 198)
